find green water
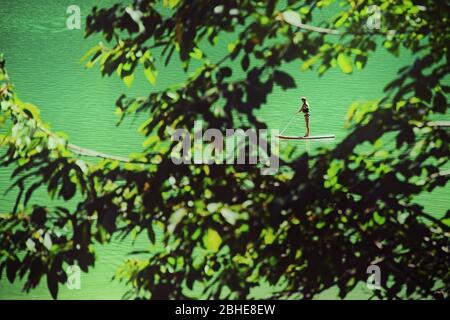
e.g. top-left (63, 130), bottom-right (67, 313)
top-left (0, 0), bottom-right (448, 299)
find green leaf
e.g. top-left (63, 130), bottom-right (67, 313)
top-left (80, 44), bottom-right (102, 62)
top-left (227, 41), bottom-right (239, 53)
top-left (220, 208), bottom-right (238, 225)
top-left (143, 67), bottom-right (157, 85)
top-left (241, 54), bottom-right (250, 71)
top-left (60, 176), bottom-right (76, 201)
top-left (168, 208), bottom-right (187, 233)
top-left (433, 92), bottom-right (446, 113)
top-left (337, 53), bottom-right (353, 74)
top-left (203, 228), bottom-right (222, 252)
top-left (260, 16), bottom-right (270, 25)
top-left (207, 202), bottom-right (220, 213)
top-left (47, 272), bottom-right (58, 299)
top-left (6, 259), bottom-right (19, 283)
top-left (282, 10), bottom-right (302, 27)
top-left (123, 74), bottom-right (134, 87)
top-left (163, 0), bottom-right (180, 8)
top-left (75, 160), bottom-right (88, 174)
top-left (43, 232), bottom-right (52, 250)
top-left (442, 218), bottom-right (450, 227)
top-left (125, 7), bottom-right (144, 33)
top-left (25, 239), bottom-right (36, 252)
top-left (302, 54), bottom-right (320, 71)
top-left (22, 103), bottom-right (41, 120)
top-left (373, 212), bottom-right (386, 225)
top-left (273, 70), bottom-right (296, 89)
top-left (263, 228), bottom-right (275, 245)
top-left (300, 7), bottom-right (309, 14)
top-left (189, 47), bottom-right (203, 60)
top-left (335, 13), bottom-right (348, 27)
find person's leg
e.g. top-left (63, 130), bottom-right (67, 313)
top-left (304, 115), bottom-right (310, 137)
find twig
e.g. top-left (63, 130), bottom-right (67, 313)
top-left (292, 22), bottom-right (341, 35)
top-left (427, 121), bottom-right (450, 127)
top-left (66, 142), bottom-right (130, 162)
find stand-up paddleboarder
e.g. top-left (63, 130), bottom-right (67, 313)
top-left (297, 96), bottom-right (310, 137)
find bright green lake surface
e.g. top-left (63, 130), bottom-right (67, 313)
top-left (0, 0), bottom-right (448, 299)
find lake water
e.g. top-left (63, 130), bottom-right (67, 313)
top-left (0, 0), bottom-right (448, 299)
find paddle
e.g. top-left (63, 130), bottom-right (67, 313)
top-left (279, 112), bottom-right (299, 135)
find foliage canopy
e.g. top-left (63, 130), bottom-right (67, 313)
top-left (0, 0), bottom-right (449, 299)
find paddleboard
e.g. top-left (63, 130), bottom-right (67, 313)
top-left (276, 134), bottom-right (335, 140)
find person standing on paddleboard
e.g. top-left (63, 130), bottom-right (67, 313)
top-left (297, 97), bottom-right (310, 137)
